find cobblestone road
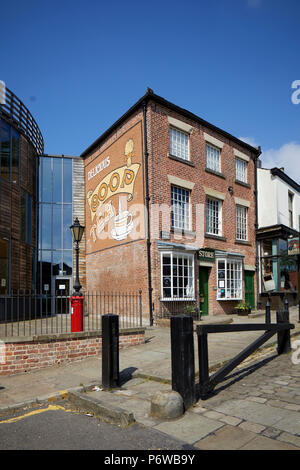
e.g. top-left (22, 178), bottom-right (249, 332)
top-left (190, 350), bottom-right (300, 449)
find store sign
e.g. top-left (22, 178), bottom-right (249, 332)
top-left (288, 237), bottom-right (299, 255)
top-left (198, 248), bottom-right (215, 262)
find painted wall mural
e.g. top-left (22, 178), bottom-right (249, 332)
top-left (85, 121), bottom-right (145, 253)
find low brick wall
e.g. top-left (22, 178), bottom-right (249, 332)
top-left (0, 328), bottom-right (145, 376)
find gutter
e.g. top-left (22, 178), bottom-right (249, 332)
top-left (142, 99), bottom-right (154, 327)
top-left (254, 147), bottom-right (262, 309)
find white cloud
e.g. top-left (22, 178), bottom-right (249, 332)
top-left (239, 136), bottom-right (260, 148)
top-left (261, 142), bottom-right (300, 184)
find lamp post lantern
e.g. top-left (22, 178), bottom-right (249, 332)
top-left (70, 217), bottom-right (85, 294)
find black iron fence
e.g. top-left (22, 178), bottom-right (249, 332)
top-left (0, 290), bottom-right (143, 337)
top-left (158, 299), bottom-right (201, 321)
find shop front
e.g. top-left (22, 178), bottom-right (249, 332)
top-left (257, 225), bottom-right (299, 309)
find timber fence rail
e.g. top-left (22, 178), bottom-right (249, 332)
top-left (0, 290), bottom-right (143, 337)
top-left (196, 300), bottom-right (294, 399)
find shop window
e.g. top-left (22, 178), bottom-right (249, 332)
top-left (161, 252), bottom-right (194, 300)
top-left (217, 258), bottom-right (243, 300)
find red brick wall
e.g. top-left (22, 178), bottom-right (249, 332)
top-left (83, 97), bottom-right (258, 320)
top-left (0, 329), bottom-right (145, 376)
top-left (147, 100), bottom-right (257, 316)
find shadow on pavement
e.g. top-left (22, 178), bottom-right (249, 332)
top-left (195, 353), bottom-right (278, 401)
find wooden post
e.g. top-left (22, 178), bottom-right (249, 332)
top-left (170, 315), bottom-right (195, 409)
top-left (102, 314), bottom-right (119, 389)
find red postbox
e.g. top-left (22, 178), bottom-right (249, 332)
top-left (70, 295), bottom-right (84, 332)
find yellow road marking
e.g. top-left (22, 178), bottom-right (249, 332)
top-left (0, 404), bottom-right (72, 424)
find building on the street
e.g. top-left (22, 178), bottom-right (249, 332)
top-left (81, 89), bottom-right (261, 324)
top-left (257, 166), bottom-right (300, 309)
top-left (0, 86), bottom-right (44, 294)
top-left (37, 154), bottom-right (85, 305)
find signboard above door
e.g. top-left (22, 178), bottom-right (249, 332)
top-left (198, 248), bottom-right (215, 263)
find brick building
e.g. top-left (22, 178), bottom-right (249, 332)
top-left (81, 89), bottom-right (261, 324)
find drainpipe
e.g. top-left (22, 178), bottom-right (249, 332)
top-left (142, 99), bottom-right (154, 326)
top-left (255, 147), bottom-right (262, 310)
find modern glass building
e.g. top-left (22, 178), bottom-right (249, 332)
top-left (38, 154), bottom-right (85, 302)
top-left (0, 86), bottom-right (43, 294)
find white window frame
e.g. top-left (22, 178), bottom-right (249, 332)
top-left (206, 197), bottom-right (222, 236)
top-left (236, 205), bottom-right (248, 241)
top-left (171, 185), bottom-right (191, 231)
top-left (161, 251), bottom-right (195, 300)
top-left (236, 158), bottom-right (247, 183)
top-left (206, 143), bottom-right (221, 172)
top-left (170, 127), bottom-right (190, 161)
top-left (217, 258), bottom-right (243, 300)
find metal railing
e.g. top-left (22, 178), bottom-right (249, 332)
top-left (158, 299), bottom-right (201, 321)
top-left (0, 86), bottom-right (44, 154)
top-left (0, 290), bottom-right (143, 337)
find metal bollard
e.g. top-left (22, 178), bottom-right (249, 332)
top-left (170, 315), bottom-right (195, 410)
top-left (102, 314), bottom-right (119, 389)
top-left (265, 300), bottom-right (271, 324)
top-left (298, 299), bottom-right (300, 323)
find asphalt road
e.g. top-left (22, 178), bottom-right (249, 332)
top-left (0, 401), bottom-right (195, 451)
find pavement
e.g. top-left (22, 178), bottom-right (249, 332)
top-left (0, 308), bottom-right (300, 450)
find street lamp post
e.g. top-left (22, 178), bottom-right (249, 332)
top-left (69, 218), bottom-right (85, 333)
top-left (70, 217), bottom-right (85, 294)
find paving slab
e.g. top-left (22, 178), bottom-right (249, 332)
top-left (194, 425), bottom-right (258, 450)
top-left (152, 411), bottom-right (224, 444)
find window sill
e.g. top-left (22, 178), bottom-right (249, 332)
top-left (205, 233), bottom-right (227, 242)
top-left (171, 227), bottom-right (196, 238)
top-left (235, 179), bottom-right (251, 189)
top-left (168, 154), bottom-right (195, 167)
top-left (217, 298), bottom-right (243, 301)
top-left (205, 167), bottom-right (226, 179)
top-left (235, 239), bottom-right (252, 246)
top-left (160, 298), bottom-right (196, 302)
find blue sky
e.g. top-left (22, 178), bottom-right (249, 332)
top-left (1, 0), bottom-right (300, 180)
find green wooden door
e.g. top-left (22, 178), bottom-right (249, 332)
top-left (244, 271), bottom-right (255, 309)
top-left (199, 267), bottom-right (209, 316)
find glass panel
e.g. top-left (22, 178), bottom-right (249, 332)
top-left (279, 257), bottom-right (297, 292)
top-left (63, 250), bottom-right (73, 275)
top-left (40, 250), bottom-right (52, 293)
top-left (63, 204), bottom-right (72, 249)
top-left (63, 158), bottom-right (72, 203)
top-left (41, 157), bottom-right (52, 203)
top-left (278, 239), bottom-right (288, 256)
top-left (53, 204), bottom-right (62, 249)
top-left (52, 250), bottom-right (62, 276)
top-left (53, 158), bottom-right (62, 203)
top-left (41, 204), bottom-right (52, 250)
